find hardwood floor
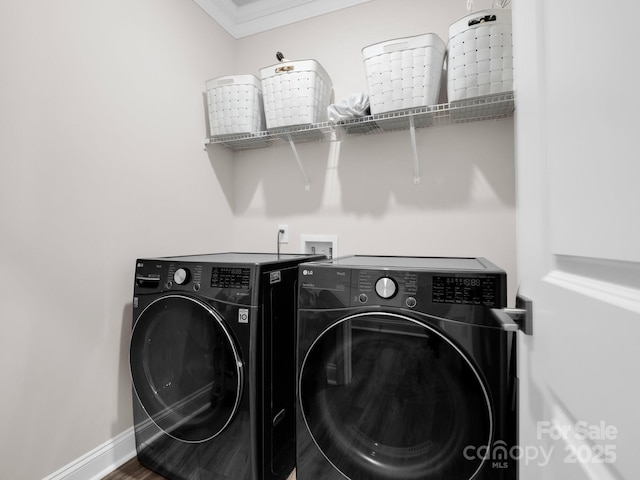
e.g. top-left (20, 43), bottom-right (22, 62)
top-left (101, 457), bottom-right (165, 479)
top-left (101, 457), bottom-right (297, 480)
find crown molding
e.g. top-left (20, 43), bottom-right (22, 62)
top-left (193, 0), bottom-right (373, 38)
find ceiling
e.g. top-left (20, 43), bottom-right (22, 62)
top-left (193, 0), bottom-right (374, 38)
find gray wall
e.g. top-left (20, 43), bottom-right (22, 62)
top-left (0, 1), bottom-right (234, 478)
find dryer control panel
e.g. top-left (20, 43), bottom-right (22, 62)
top-left (298, 256), bottom-right (507, 310)
top-left (352, 269), bottom-right (504, 309)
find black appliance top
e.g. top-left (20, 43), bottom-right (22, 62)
top-left (142, 252), bottom-right (321, 266)
top-left (309, 255), bottom-right (503, 273)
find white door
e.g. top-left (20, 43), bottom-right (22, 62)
top-left (513, 2), bottom-right (640, 479)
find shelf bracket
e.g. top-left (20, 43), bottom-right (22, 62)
top-left (287, 135), bottom-right (310, 191)
top-left (409, 116), bottom-right (420, 184)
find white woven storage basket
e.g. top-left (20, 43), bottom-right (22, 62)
top-left (447, 9), bottom-right (513, 102)
top-left (259, 60), bottom-right (333, 129)
top-left (362, 33), bottom-right (446, 114)
top-left (206, 75), bottom-right (265, 137)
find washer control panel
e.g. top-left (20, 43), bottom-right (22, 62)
top-left (134, 260), bottom-right (257, 306)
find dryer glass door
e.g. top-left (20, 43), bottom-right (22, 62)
top-left (299, 312), bottom-right (492, 480)
top-left (130, 294), bottom-right (243, 443)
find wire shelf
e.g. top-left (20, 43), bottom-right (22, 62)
top-left (205, 91), bottom-right (514, 150)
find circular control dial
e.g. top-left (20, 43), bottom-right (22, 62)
top-left (173, 268), bottom-right (191, 285)
top-left (375, 277), bottom-right (397, 299)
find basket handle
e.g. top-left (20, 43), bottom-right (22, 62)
top-left (469, 14), bottom-right (497, 26)
top-left (383, 42), bottom-right (410, 53)
top-left (275, 65), bottom-right (295, 73)
top-left (215, 78), bottom-right (235, 86)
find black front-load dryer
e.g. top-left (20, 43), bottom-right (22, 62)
top-left (130, 252), bottom-right (324, 480)
top-left (296, 255), bottom-right (518, 480)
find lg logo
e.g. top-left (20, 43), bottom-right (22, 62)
top-left (302, 269), bottom-right (314, 276)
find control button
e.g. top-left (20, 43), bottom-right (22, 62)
top-left (173, 268), bottom-right (190, 285)
top-left (358, 293), bottom-right (368, 304)
top-left (375, 277), bottom-right (397, 299)
top-left (406, 297), bottom-right (417, 308)
top-left (193, 283), bottom-right (201, 292)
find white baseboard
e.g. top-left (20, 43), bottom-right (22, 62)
top-left (43, 427), bottom-right (137, 480)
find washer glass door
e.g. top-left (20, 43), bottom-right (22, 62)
top-left (130, 294), bottom-right (243, 443)
top-left (299, 312), bottom-right (492, 480)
